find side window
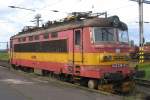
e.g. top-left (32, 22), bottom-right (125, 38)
top-left (34, 35), bottom-right (39, 40)
top-left (43, 33), bottom-right (49, 39)
top-left (51, 32), bottom-right (58, 38)
top-left (29, 36), bottom-right (33, 41)
top-left (22, 37), bottom-right (26, 42)
top-left (75, 30), bottom-right (81, 45)
top-left (18, 38), bottom-right (21, 42)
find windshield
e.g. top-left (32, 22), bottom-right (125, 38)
top-left (118, 30), bottom-right (129, 43)
top-left (92, 27), bottom-right (115, 42)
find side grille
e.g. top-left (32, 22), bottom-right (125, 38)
top-left (113, 56), bottom-right (129, 61)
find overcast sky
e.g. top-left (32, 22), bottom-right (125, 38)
top-left (0, 0), bottom-right (150, 48)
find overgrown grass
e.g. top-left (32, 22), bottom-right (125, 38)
top-left (0, 52), bottom-right (9, 61)
top-left (138, 63), bottom-right (150, 80)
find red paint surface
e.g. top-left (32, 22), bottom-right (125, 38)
top-left (11, 27), bottom-right (130, 53)
top-left (10, 26), bottom-right (132, 79)
top-left (11, 59), bottom-right (132, 79)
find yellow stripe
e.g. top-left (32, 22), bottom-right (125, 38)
top-left (13, 52), bottom-right (68, 63)
top-left (13, 52), bottom-right (129, 66)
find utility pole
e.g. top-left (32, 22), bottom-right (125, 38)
top-left (139, 0), bottom-right (143, 47)
top-left (8, 6), bottom-right (42, 27)
top-left (130, 0), bottom-right (150, 63)
top-left (31, 14), bottom-right (42, 27)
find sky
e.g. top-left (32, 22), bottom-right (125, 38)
top-left (0, 0), bottom-right (150, 49)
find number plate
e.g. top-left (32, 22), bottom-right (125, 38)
top-left (112, 64), bottom-right (127, 68)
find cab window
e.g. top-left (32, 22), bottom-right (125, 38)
top-left (75, 30), bottom-right (81, 45)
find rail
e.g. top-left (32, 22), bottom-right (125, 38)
top-left (0, 60), bottom-right (11, 68)
top-left (135, 78), bottom-right (150, 87)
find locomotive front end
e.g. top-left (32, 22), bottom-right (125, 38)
top-left (86, 17), bottom-right (134, 93)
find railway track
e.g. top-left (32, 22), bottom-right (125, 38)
top-left (135, 78), bottom-right (150, 87)
top-left (1, 60), bottom-right (150, 96)
top-left (0, 60), bottom-right (11, 68)
top-left (0, 61), bottom-right (112, 95)
top-left (0, 63), bottom-right (149, 100)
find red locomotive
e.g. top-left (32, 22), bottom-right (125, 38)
top-left (10, 12), bottom-right (134, 93)
top-left (143, 42), bottom-right (150, 61)
top-left (130, 42), bottom-right (150, 62)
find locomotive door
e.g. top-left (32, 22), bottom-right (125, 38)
top-left (73, 28), bottom-right (84, 64)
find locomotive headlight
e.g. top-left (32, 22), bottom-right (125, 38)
top-left (103, 55), bottom-right (112, 61)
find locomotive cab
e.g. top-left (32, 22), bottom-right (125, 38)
top-left (82, 18), bottom-right (134, 93)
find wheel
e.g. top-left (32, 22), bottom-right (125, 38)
top-left (88, 80), bottom-right (97, 89)
top-left (80, 78), bottom-right (88, 86)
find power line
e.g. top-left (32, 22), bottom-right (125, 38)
top-left (130, 0), bottom-right (150, 63)
top-left (130, 0), bottom-right (150, 46)
top-left (8, 6), bottom-right (35, 12)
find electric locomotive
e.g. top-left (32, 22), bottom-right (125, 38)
top-left (10, 12), bottom-right (134, 93)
